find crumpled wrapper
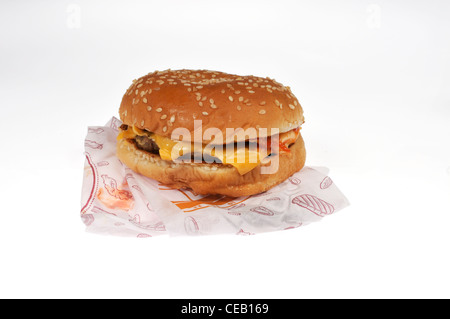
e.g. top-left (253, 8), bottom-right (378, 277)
top-left (80, 117), bottom-right (349, 237)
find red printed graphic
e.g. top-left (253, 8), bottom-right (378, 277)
top-left (236, 229), bottom-right (254, 236)
top-left (131, 184), bottom-right (144, 194)
top-left (147, 221), bottom-right (166, 231)
top-left (110, 117), bottom-right (122, 131)
top-left (96, 174), bottom-right (134, 211)
top-left (266, 197), bottom-right (280, 201)
top-left (130, 214), bottom-right (140, 224)
top-left (81, 214), bottom-right (95, 226)
top-left (92, 205), bottom-right (117, 216)
top-left (129, 215), bottom-right (166, 231)
top-left (88, 128), bottom-right (104, 134)
top-left (85, 140), bottom-right (103, 150)
top-left (284, 222), bottom-right (303, 230)
top-left (250, 206), bottom-right (275, 216)
top-left (289, 177), bottom-right (301, 185)
top-left (228, 203), bottom-right (246, 210)
top-left (137, 233), bottom-right (152, 238)
top-left (81, 153), bottom-right (98, 214)
top-left (97, 161), bottom-right (109, 167)
top-left (184, 216), bottom-right (200, 234)
top-left (292, 194), bottom-right (335, 217)
top-left (320, 176), bottom-right (333, 189)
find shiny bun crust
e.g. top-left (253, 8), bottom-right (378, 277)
top-left (119, 69), bottom-right (305, 143)
top-left (117, 134), bottom-right (306, 197)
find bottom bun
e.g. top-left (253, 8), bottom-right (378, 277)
top-left (117, 135), bottom-right (306, 197)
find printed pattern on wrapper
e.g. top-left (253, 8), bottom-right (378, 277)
top-left (80, 117), bottom-right (350, 237)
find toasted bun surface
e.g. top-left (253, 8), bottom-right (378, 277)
top-left (117, 134), bottom-right (306, 197)
top-left (119, 69), bottom-right (304, 144)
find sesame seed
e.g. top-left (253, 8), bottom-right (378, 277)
top-left (187, 88), bottom-right (192, 92)
top-left (163, 126), bottom-right (167, 132)
top-left (275, 100), bottom-right (280, 106)
top-left (237, 105), bottom-right (242, 111)
top-left (143, 98), bottom-right (148, 103)
top-left (267, 88), bottom-right (273, 93)
top-left (147, 106), bottom-right (152, 111)
top-left (160, 114), bottom-right (167, 119)
top-left (141, 120), bottom-right (145, 126)
top-left (279, 104), bottom-right (283, 109)
top-left (137, 84), bottom-right (143, 88)
top-left (202, 111), bottom-right (208, 116)
top-left (199, 102), bottom-right (203, 107)
top-left (294, 101), bottom-right (298, 106)
top-left (248, 90), bottom-right (255, 94)
top-left (196, 86), bottom-right (203, 89)
top-left (228, 96), bottom-right (234, 102)
top-left (210, 104), bottom-right (217, 109)
top-left (184, 83), bottom-right (191, 86)
top-left (239, 96), bottom-right (244, 102)
top-left (196, 96), bottom-right (201, 101)
top-left (289, 104), bottom-right (295, 110)
top-left (135, 89), bottom-right (139, 95)
top-left (156, 107), bottom-right (162, 112)
top-left (234, 90), bottom-right (241, 94)
top-left (170, 115), bottom-right (175, 122)
top-left (260, 101), bottom-right (266, 105)
top-left (202, 96), bottom-right (207, 101)
top-left (209, 98), bottom-right (214, 104)
top-left (259, 110), bottom-right (266, 115)
top-left (221, 89), bottom-right (225, 94)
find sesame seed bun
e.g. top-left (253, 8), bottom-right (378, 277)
top-left (117, 134), bottom-right (306, 197)
top-left (117, 69), bottom-right (307, 197)
top-left (119, 69), bottom-right (305, 144)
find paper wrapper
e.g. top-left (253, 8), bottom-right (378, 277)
top-left (80, 117), bottom-right (349, 237)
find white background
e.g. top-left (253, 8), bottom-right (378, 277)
top-left (1, 0), bottom-right (449, 299)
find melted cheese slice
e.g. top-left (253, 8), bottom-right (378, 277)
top-left (152, 134), bottom-right (264, 175)
top-left (117, 126), bottom-right (299, 175)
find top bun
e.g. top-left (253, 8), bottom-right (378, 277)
top-left (119, 69), bottom-right (304, 144)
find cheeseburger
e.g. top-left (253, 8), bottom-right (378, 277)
top-left (117, 69), bottom-right (306, 197)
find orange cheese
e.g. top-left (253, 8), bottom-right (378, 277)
top-left (117, 126), bottom-right (299, 175)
